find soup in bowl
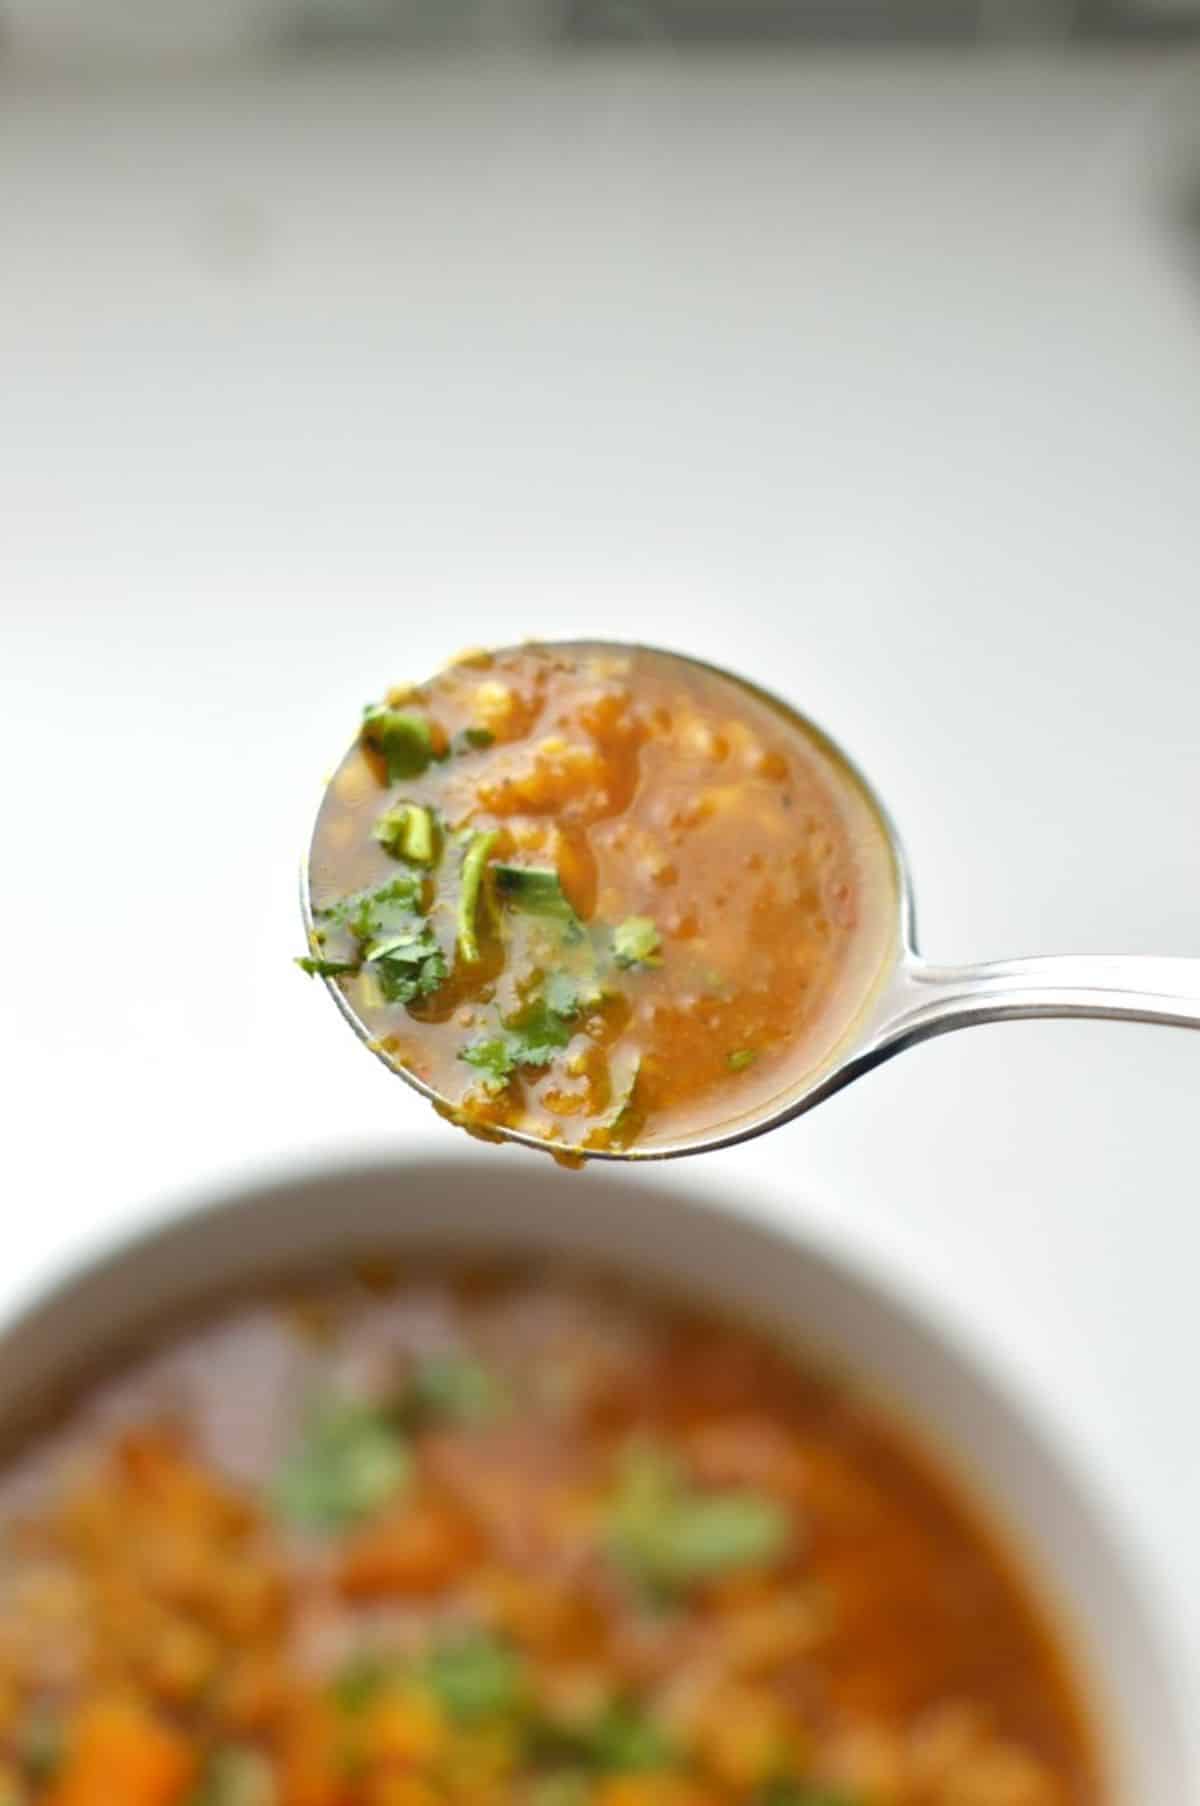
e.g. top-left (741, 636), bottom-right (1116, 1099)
top-left (0, 1155), bottom-right (1188, 1805)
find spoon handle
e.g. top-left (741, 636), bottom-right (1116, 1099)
top-left (879, 955), bottom-right (1200, 1049)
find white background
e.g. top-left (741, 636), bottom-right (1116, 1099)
top-left (2, 46), bottom-right (1199, 1698)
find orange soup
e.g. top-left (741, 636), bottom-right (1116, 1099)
top-left (303, 644), bottom-right (896, 1153)
top-left (0, 1262), bottom-right (1101, 1806)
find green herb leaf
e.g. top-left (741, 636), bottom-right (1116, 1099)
top-left (373, 802), bottom-right (439, 866)
top-left (727, 1048), bottom-right (758, 1072)
top-left (309, 879), bottom-right (447, 1006)
top-left (361, 706), bottom-right (436, 782)
top-left (544, 966), bottom-right (610, 1018)
top-left (21, 1708), bottom-right (65, 1783)
top-left (757, 1785), bottom-right (863, 1806)
top-left (459, 1036), bottom-right (519, 1091)
top-left (453, 726), bottom-right (495, 754)
top-left (317, 876), bottom-right (424, 948)
top-left (508, 995), bottom-right (577, 1060)
top-left (493, 864), bottom-right (583, 939)
top-left (458, 981), bottom-right (582, 1091)
top-left (457, 829), bottom-right (500, 964)
top-left (295, 956), bottom-right (359, 979)
top-left (365, 924), bottom-right (448, 1005)
top-left (529, 1775), bottom-right (592, 1806)
top-left (189, 1745), bottom-right (276, 1806)
top-left (457, 1020), bottom-right (564, 1091)
top-left (582, 1703), bottom-right (675, 1773)
top-left (634, 1493), bottom-right (789, 1586)
top-left (274, 1399), bottom-right (410, 1532)
top-left (532, 1700), bottom-right (675, 1775)
top-left (612, 918), bottom-right (661, 969)
top-left (331, 1651), bottom-right (400, 1714)
top-left (605, 1055), bottom-right (643, 1149)
top-left (423, 1630), bottom-right (524, 1723)
top-left (543, 970), bottom-right (585, 1016)
top-left (405, 1353), bottom-right (507, 1425)
top-left (608, 1443), bottom-right (789, 1594)
top-left (334, 1634), bottom-right (524, 1727)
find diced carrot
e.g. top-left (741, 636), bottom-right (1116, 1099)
top-left (360, 1687), bottom-right (447, 1769)
top-left (595, 1777), bottom-right (719, 1806)
top-left (216, 1648), bottom-right (289, 1734)
top-left (45, 1700), bottom-right (195, 1806)
top-left (690, 1684), bottom-right (796, 1790)
top-left (277, 1693), bottom-right (351, 1806)
top-left (119, 1431), bottom-right (252, 1538)
top-left (339, 1498), bottom-right (479, 1600)
top-left (475, 740), bottom-right (610, 817)
top-left (363, 1777), bottom-right (442, 1806)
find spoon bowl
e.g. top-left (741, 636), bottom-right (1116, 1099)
top-left (304, 643), bottom-right (1200, 1161)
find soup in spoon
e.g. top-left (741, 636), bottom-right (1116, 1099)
top-left (302, 644), bottom-right (897, 1155)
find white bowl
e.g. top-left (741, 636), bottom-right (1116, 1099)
top-left (0, 1150), bottom-right (1192, 1800)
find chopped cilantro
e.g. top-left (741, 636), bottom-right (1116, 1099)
top-left (373, 802), bottom-right (439, 865)
top-left (509, 994), bottom-right (578, 1059)
top-left (493, 864), bottom-right (583, 939)
top-left (639, 1492), bottom-right (789, 1584)
top-left (335, 875), bottom-right (424, 940)
top-left (423, 1630), bottom-right (524, 1723)
top-left (296, 955), bottom-right (358, 979)
top-left (612, 917), bottom-right (661, 969)
top-left (303, 879), bottom-right (447, 1007)
top-left (544, 967), bottom-right (609, 1016)
top-left (273, 1399), bottom-right (410, 1532)
top-left (334, 1633), bottom-right (522, 1727)
top-left (457, 829), bottom-right (499, 964)
top-left (459, 980), bottom-right (582, 1091)
top-left (459, 1036), bottom-right (519, 1091)
top-left (453, 726), bottom-right (495, 754)
top-left (20, 1709), bottom-right (64, 1783)
top-left (459, 1019), bottom-right (561, 1091)
top-left (543, 970), bottom-right (585, 1015)
top-left (189, 1746), bottom-right (275, 1806)
top-left (583, 1703), bottom-right (675, 1772)
top-left (361, 705), bottom-right (437, 782)
top-left (331, 1651), bottom-right (399, 1714)
top-left (365, 924), bottom-right (447, 1005)
top-left (605, 1056), bottom-right (643, 1149)
top-left (727, 1048), bottom-right (758, 1072)
top-left (607, 1442), bottom-right (789, 1594)
top-left (533, 1700), bottom-right (675, 1774)
top-left (404, 1353), bottom-right (507, 1425)
top-left (529, 1776), bottom-right (592, 1806)
top-left (757, 1786), bottom-right (863, 1806)
top-left (315, 875), bottom-right (423, 948)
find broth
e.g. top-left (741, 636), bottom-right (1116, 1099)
top-left (304, 644), bottom-right (897, 1153)
top-left (0, 1261), bottom-right (1101, 1806)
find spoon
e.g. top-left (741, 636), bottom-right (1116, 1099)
top-left (303, 645), bottom-right (1200, 1161)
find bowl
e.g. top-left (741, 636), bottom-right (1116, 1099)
top-left (0, 1150), bottom-right (1192, 1800)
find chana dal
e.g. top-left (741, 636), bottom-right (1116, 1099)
top-left (0, 1262), bottom-right (1100, 1806)
top-left (303, 644), bottom-right (896, 1153)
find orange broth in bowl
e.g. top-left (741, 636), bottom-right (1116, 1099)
top-left (0, 1260), bottom-right (1102, 1806)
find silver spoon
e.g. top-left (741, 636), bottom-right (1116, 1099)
top-left (303, 645), bottom-right (1200, 1162)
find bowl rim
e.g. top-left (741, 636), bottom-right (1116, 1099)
top-left (0, 1140), bottom-right (1194, 1798)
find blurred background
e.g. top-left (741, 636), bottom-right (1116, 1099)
top-left (1, 0), bottom-right (1199, 58)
